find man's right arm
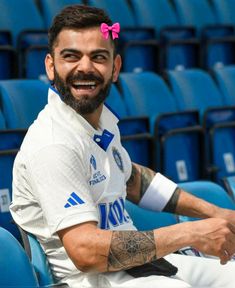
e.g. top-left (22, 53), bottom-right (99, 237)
top-left (58, 218), bottom-right (235, 273)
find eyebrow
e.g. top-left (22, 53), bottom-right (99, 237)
top-left (60, 48), bottom-right (111, 57)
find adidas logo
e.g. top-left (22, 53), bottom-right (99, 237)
top-left (64, 192), bottom-right (85, 208)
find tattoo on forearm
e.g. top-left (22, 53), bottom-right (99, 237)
top-left (163, 188), bottom-right (181, 213)
top-left (126, 164), bottom-right (138, 188)
top-left (107, 231), bottom-right (157, 271)
top-left (140, 166), bottom-right (155, 198)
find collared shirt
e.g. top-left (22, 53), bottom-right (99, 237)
top-left (10, 87), bottom-right (134, 280)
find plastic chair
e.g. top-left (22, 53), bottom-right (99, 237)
top-left (0, 79), bottom-right (49, 129)
top-left (223, 175), bottom-right (235, 201)
top-left (119, 72), bottom-right (204, 182)
top-left (39, 0), bottom-right (84, 28)
top-left (0, 150), bottom-right (21, 240)
top-left (0, 227), bottom-right (39, 287)
top-left (0, 0), bottom-right (45, 46)
top-left (212, 65), bottom-right (235, 106)
top-left (125, 200), bottom-right (178, 230)
top-left (178, 180), bottom-right (235, 222)
top-left (210, 0), bottom-right (235, 26)
top-left (130, 0), bottom-right (200, 70)
top-left (106, 84), bottom-right (153, 168)
top-left (167, 68), bottom-right (235, 182)
top-left (171, 0), bottom-right (235, 69)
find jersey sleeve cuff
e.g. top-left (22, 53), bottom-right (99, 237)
top-left (139, 173), bottom-right (177, 212)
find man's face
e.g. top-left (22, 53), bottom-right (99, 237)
top-left (45, 27), bottom-right (121, 115)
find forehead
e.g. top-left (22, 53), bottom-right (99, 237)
top-left (54, 27), bottom-right (114, 54)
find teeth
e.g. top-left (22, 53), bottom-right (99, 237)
top-left (74, 81), bottom-right (96, 86)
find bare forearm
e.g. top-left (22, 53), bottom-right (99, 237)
top-left (175, 189), bottom-right (219, 218)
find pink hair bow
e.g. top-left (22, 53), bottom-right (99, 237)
top-left (100, 22), bottom-right (120, 40)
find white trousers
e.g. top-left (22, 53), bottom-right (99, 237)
top-left (64, 254), bottom-right (235, 288)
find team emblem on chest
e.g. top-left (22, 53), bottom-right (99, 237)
top-left (112, 147), bottom-right (124, 172)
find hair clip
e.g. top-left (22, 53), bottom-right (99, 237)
top-left (100, 22), bottom-right (120, 40)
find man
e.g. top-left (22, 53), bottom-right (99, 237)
top-left (10, 4), bottom-right (235, 288)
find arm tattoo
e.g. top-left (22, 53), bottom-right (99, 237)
top-left (107, 231), bottom-right (157, 271)
top-left (140, 166), bottom-right (155, 198)
top-left (126, 163), bottom-right (138, 188)
top-left (126, 164), bottom-right (155, 203)
top-left (163, 187), bottom-right (181, 213)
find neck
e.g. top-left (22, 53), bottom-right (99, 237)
top-left (82, 104), bottom-right (103, 130)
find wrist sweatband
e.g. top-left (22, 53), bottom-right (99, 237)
top-left (139, 173), bottom-right (177, 212)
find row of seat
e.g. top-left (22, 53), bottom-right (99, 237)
top-left (2, 0), bottom-right (235, 79)
top-left (1, 179), bottom-right (235, 287)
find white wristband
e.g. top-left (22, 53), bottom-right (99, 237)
top-left (139, 173), bottom-right (177, 211)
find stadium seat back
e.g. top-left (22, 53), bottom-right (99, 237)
top-left (125, 200), bottom-right (178, 230)
top-left (39, 0), bottom-right (83, 28)
top-left (178, 181), bottom-right (235, 222)
top-left (211, 0), bottom-right (235, 26)
top-left (88, 0), bottom-right (136, 27)
top-left (167, 69), bottom-right (224, 118)
top-left (0, 79), bottom-right (49, 129)
top-left (0, 227), bottom-right (39, 287)
top-left (130, 0), bottom-right (178, 32)
top-left (213, 66), bottom-right (235, 106)
top-left (0, 0), bottom-right (44, 46)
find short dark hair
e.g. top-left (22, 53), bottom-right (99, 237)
top-left (48, 4), bottom-right (117, 55)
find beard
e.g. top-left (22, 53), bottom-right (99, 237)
top-left (53, 68), bottom-right (113, 115)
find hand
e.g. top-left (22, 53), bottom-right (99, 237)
top-left (192, 218), bottom-right (235, 265)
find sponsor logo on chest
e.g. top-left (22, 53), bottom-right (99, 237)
top-left (89, 155), bottom-right (106, 186)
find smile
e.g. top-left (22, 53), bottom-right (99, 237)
top-left (72, 81), bottom-right (97, 90)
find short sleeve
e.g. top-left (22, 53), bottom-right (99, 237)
top-left (27, 144), bottom-right (98, 234)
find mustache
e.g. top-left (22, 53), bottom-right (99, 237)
top-left (66, 72), bottom-right (104, 85)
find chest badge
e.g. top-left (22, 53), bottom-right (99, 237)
top-left (112, 147), bottom-right (124, 172)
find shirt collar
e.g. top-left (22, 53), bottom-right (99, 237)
top-left (48, 87), bottom-right (119, 150)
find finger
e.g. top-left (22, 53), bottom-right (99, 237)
top-left (220, 249), bottom-right (230, 265)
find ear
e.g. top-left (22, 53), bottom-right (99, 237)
top-left (112, 54), bottom-right (122, 83)
top-left (45, 53), bottom-right (55, 81)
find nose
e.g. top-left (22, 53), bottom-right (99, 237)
top-left (77, 55), bottom-right (94, 73)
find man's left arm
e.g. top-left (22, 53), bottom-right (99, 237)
top-left (126, 163), bottom-right (235, 222)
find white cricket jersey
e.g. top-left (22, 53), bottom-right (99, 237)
top-left (10, 87), bottom-right (135, 281)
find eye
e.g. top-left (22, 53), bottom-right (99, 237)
top-left (92, 54), bottom-right (107, 63)
top-left (63, 53), bottom-right (80, 62)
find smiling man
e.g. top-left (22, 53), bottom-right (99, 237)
top-left (10, 4), bottom-right (235, 288)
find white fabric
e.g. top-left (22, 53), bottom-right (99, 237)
top-left (63, 254), bottom-right (235, 287)
top-left (139, 173), bottom-right (177, 211)
top-left (10, 87), bottom-right (134, 280)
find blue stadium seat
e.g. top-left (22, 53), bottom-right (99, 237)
top-left (23, 45), bottom-right (48, 79)
top-left (171, 0), bottom-right (235, 69)
top-left (0, 46), bottom-right (17, 79)
top-left (0, 79), bottom-right (49, 129)
top-left (18, 227), bottom-right (58, 287)
top-left (0, 150), bottom-right (21, 240)
top-left (223, 175), bottom-right (235, 200)
top-left (106, 85), bottom-right (153, 168)
top-left (0, 0), bottom-right (45, 46)
top-left (166, 68), bottom-right (228, 122)
top-left (38, 0), bottom-right (84, 28)
top-left (0, 227), bottom-right (39, 287)
top-left (119, 72), bottom-right (204, 182)
top-left (212, 65), bottom-right (235, 106)
top-left (210, 0), bottom-right (235, 26)
top-left (167, 68), bottom-right (235, 182)
top-left (125, 200), bottom-right (178, 230)
top-left (130, 0), bottom-right (200, 70)
top-left (178, 180), bottom-right (235, 222)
